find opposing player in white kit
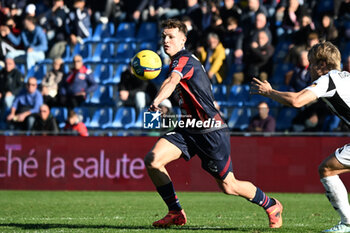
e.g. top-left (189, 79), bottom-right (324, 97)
top-left (251, 41), bottom-right (350, 233)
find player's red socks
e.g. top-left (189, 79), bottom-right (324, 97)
top-left (250, 187), bottom-right (276, 210)
top-left (156, 182), bottom-right (182, 211)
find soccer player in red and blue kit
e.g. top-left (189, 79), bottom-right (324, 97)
top-left (144, 19), bottom-right (283, 228)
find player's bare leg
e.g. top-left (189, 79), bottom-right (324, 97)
top-left (319, 153), bottom-right (350, 232)
top-left (144, 138), bottom-right (187, 228)
top-left (216, 172), bottom-right (283, 228)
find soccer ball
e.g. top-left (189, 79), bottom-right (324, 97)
top-left (131, 50), bottom-right (162, 80)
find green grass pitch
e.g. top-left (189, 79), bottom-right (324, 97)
top-left (0, 190), bottom-right (341, 233)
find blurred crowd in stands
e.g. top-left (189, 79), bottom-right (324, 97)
top-left (0, 0), bottom-right (349, 135)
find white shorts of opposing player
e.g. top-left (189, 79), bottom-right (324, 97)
top-left (321, 144), bottom-right (350, 232)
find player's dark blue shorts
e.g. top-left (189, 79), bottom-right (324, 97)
top-left (161, 127), bottom-right (233, 180)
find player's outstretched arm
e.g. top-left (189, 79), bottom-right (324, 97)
top-left (250, 78), bottom-right (318, 108)
top-left (151, 72), bottom-right (181, 110)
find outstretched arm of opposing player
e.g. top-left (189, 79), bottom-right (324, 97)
top-left (150, 72), bottom-right (181, 111)
top-left (250, 78), bottom-right (318, 108)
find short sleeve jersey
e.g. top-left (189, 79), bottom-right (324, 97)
top-left (306, 70), bottom-right (350, 126)
top-left (169, 50), bottom-right (226, 131)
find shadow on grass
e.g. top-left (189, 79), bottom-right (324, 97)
top-left (0, 223), bottom-right (269, 231)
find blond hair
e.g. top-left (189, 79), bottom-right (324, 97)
top-left (308, 41), bottom-right (341, 71)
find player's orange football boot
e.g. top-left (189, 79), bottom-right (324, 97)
top-left (265, 198), bottom-right (283, 228)
top-left (152, 209), bottom-right (187, 228)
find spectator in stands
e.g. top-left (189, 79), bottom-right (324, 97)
top-left (248, 101), bottom-right (276, 132)
top-left (183, 0), bottom-right (203, 31)
top-left (42, 57), bottom-right (64, 107)
top-left (3, 2), bottom-right (22, 31)
top-left (240, 0), bottom-right (268, 34)
top-left (7, 77), bottom-right (43, 131)
top-left (25, 3), bottom-right (36, 17)
top-left (148, 0), bottom-right (172, 21)
top-left (317, 14), bottom-right (339, 45)
top-left (32, 104), bottom-right (59, 134)
top-left (0, 57), bottom-right (24, 111)
top-left (336, 0), bottom-right (350, 37)
top-left (202, 12), bottom-right (225, 43)
top-left (286, 32), bottom-right (319, 65)
top-left (285, 50), bottom-right (311, 92)
top-left (40, 0), bottom-right (70, 59)
top-left (280, 0), bottom-right (307, 34)
top-left (182, 16), bottom-right (201, 54)
top-left (118, 65), bottom-right (157, 114)
top-left (108, 0), bottom-right (126, 26)
top-left (244, 30), bottom-right (274, 81)
top-left (58, 55), bottom-right (97, 109)
top-left (198, 32), bottom-right (226, 84)
top-left (0, 17), bottom-right (21, 58)
top-left (292, 14), bottom-right (315, 47)
top-left (64, 110), bottom-right (88, 136)
top-left (219, 0), bottom-right (242, 28)
top-left (222, 16), bottom-right (244, 65)
top-left (3, 15), bottom-right (48, 69)
top-left (67, 0), bottom-right (91, 46)
top-left (247, 12), bottom-right (273, 44)
top-left (123, 0), bottom-right (149, 22)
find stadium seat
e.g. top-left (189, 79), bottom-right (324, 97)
top-left (272, 40), bottom-right (292, 64)
top-left (137, 41), bottom-right (158, 52)
top-left (71, 41), bottom-right (95, 62)
top-left (224, 63), bottom-right (244, 85)
top-left (113, 22), bottom-right (136, 42)
top-left (51, 107), bottom-right (68, 128)
top-left (88, 85), bottom-right (115, 106)
top-left (132, 108), bottom-right (148, 129)
top-left (270, 63), bottom-right (293, 85)
top-left (25, 60), bottom-right (52, 83)
top-left (86, 107), bottom-right (113, 129)
top-left (228, 107), bottom-right (251, 130)
top-left (227, 84), bottom-right (250, 106)
top-left (323, 115), bottom-right (341, 132)
top-left (136, 22), bottom-right (158, 42)
top-left (16, 63), bottom-right (26, 75)
top-left (276, 107), bottom-right (298, 131)
top-left (92, 42), bottom-right (114, 62)
top-left (61, 44), bottom-right (72, 62)
top-left (212, 84), bottom-right (227, 105)
top-left (92, 23), bottom-right (115, 42)
top-left (91, 63), bottom-right (114, 84)
top-left (111, 63), bottom-right (128, 85)
top-left (106, 107), bottom-right (136, 129)
top-left (246, 93), bottom-right (275, 107)
top-left (113, 42), bottom-right (136, 63)
top-left (73, 106), bottom-right (91, 125)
